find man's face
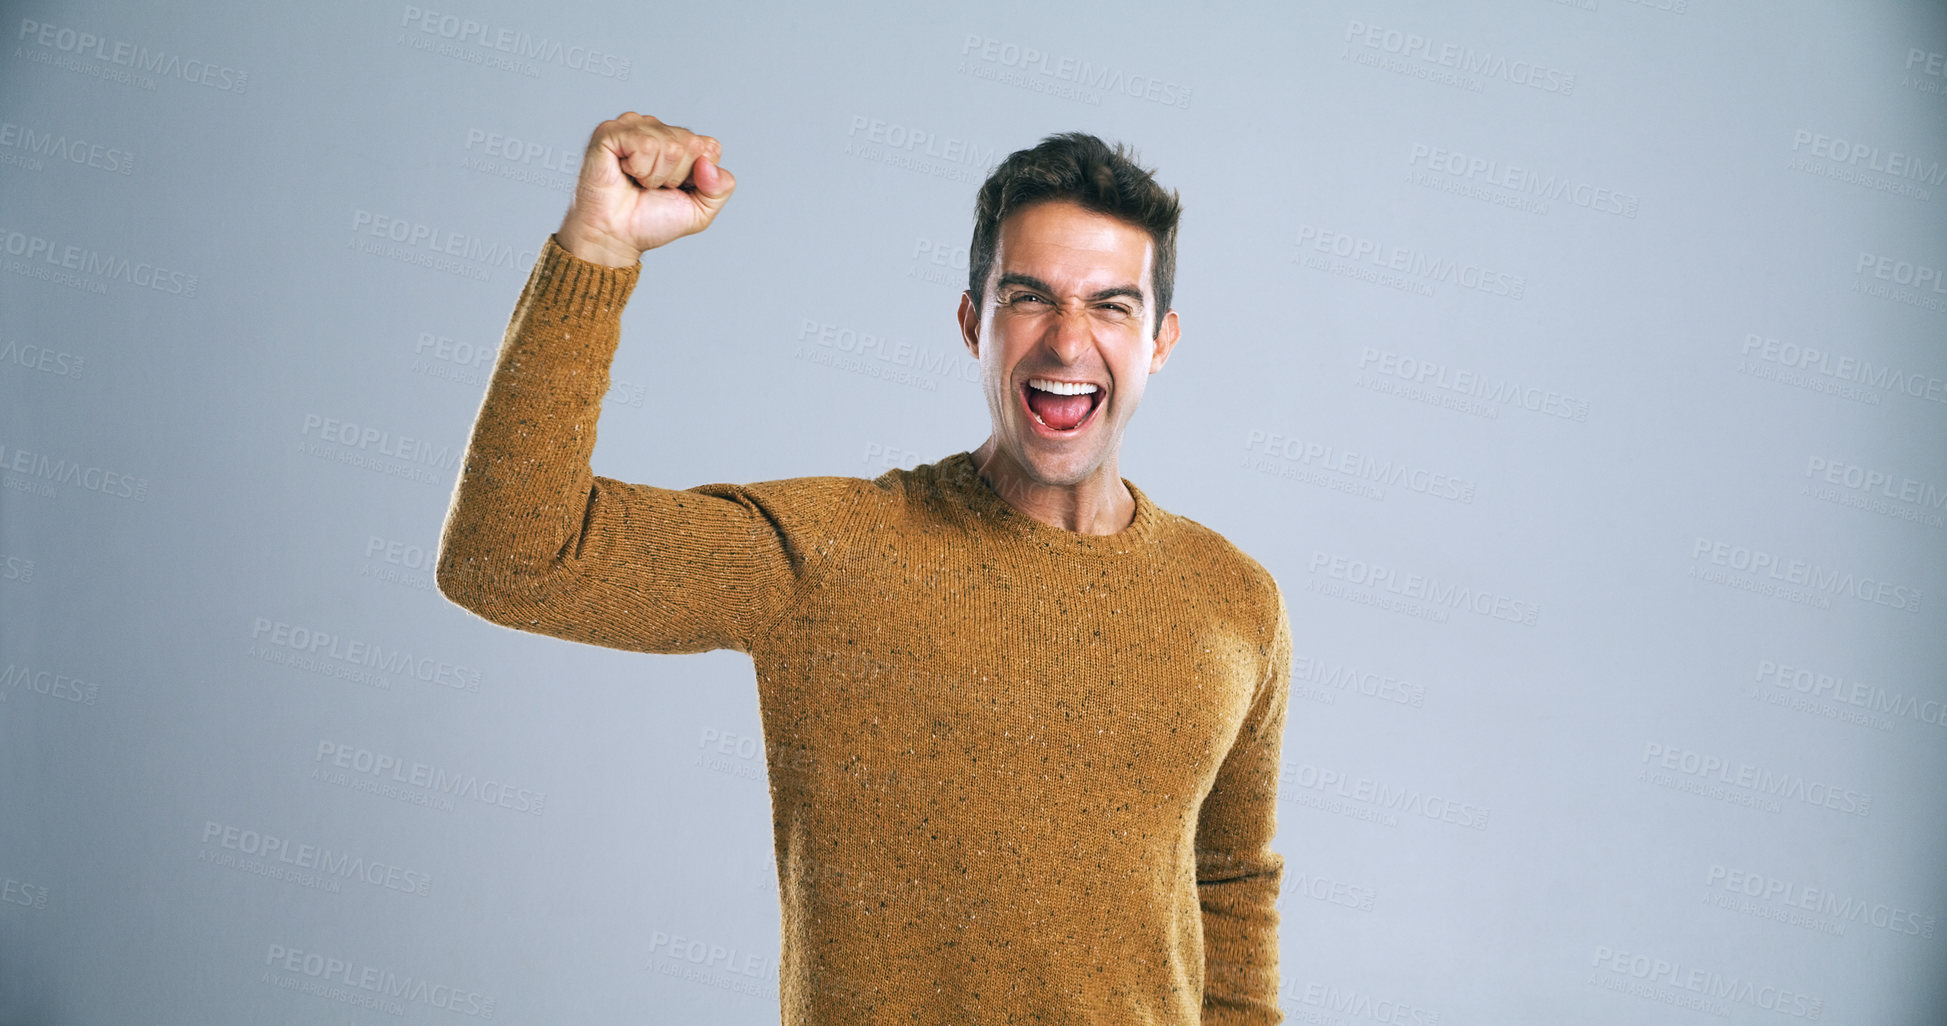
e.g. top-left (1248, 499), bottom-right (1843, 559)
top-left (957, 199), bottom-right (1180, 489)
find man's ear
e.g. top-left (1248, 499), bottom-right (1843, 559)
top-left (958, 291), bottom-right (981, 359)
top-left (1148, 309), bottom-right (1181, 374)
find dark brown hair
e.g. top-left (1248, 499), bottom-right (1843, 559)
top-left (968, 132), bottom-right (1180, 338)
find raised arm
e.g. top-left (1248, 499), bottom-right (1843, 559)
top-left (436, 113), bottom-right (803, 655)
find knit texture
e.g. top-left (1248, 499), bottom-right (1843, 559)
top-left (437, 234), bottom-right (1293, 1025)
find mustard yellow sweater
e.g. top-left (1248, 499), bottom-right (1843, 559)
top-left (437, 235), bottom-right (1293, 1025)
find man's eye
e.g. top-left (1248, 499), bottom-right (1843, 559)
top-left (1010, 294), bottom-right (1045, 305)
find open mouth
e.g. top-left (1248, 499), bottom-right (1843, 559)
top-left (1020, 379), bottom-right (1104, 434)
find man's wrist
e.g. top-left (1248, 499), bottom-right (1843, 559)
top-left (529, 233), bottom-right (643, 319)
top-left (554, 225), bottom-right (641, 269)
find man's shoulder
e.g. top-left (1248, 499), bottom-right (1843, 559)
top-left (1149, 503), bottom-right (1286, 631)
top-left (1154, 504), bottom-right (1275, 581)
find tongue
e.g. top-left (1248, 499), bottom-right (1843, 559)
top-left (1028, 388), bottom-right (1093, 430)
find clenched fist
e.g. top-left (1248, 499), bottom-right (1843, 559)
top-left (556, 112), bottom-right (737, 267)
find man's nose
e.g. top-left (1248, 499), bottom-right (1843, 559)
top-left (1042, 306), bottom-right (1093, 357)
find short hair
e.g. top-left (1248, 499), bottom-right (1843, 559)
top-left (968, 132), bottom-right (1181, 339)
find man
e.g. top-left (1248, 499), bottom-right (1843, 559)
top-left (437, 111), bottom-right (1292, 1025)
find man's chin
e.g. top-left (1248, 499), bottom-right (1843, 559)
top-left (1010, 439), bottom-right (1102, 488)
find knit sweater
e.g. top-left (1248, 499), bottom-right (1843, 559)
top-left (436, 234), bottom-right (1293, 1026)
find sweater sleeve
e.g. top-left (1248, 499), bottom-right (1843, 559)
top-left (1195, 583), bottom-right (1292, 1025)
top-left (435, 234), bottom-right (807, 655)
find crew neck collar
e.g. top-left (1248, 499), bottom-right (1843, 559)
top-left (935, 450), bottom-right (1165, 554)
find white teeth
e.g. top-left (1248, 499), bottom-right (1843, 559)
top-left (1027, 378), bottom-right (1100, 395)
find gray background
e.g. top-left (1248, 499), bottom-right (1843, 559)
top-left (4, 0), bottom-right (1946, 1023)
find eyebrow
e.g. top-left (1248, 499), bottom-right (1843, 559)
top-left (996, 272), bottom-right (1145, 307)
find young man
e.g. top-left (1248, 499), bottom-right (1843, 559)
top-left (437, 111), bottom-right (1292, 1026)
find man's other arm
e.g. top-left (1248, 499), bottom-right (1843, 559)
top-left (437, 113), bottom-right (793, 655)
top-left (1196, 584), bottom-right (1293, 1026)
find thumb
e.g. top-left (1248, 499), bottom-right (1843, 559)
top-left (692, 157), bottom-right (736, 204)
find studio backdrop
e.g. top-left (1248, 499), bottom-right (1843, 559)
top-left (3, 1), bottom-right (1945, 1023)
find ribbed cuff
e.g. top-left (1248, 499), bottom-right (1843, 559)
top-left (525, 232), bottom-right (643, 320)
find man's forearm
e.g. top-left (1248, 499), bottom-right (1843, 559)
top-left (1199, 854), bottom-right (1284, 1025)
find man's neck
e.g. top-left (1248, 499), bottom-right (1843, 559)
top-left (967, 437), bottom-right (1136, 536)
